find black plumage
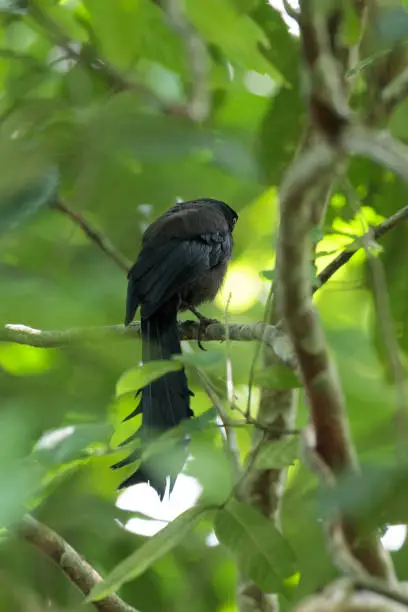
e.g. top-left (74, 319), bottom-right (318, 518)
top-left (112, 198), bottom-right (238, 499)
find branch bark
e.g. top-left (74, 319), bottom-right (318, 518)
top-left (16, 515), bottom-right (138, 612)
top-left (237, 4), bottom-right (405, 608)
top-left (294, 578), bottom-right (408, 612)
top-left (0, 321), bottom-right (294, 364)
top-left (277, 83), bottom-right (396, 588)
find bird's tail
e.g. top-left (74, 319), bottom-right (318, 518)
top-left (112, 297), bottom-right (193, 499)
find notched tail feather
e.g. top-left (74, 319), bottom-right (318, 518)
top-left (113, 300), bottom-right (194, 499)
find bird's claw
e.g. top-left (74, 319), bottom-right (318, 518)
top-left (196, 316), bottom-right (218, 351)
top-left (188, 306), bottom-right (218, 351)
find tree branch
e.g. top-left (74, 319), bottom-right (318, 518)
top-left (294, 577), bottom-right (408, 612)
top-left (0, 321), bottom-right (294, 363)
top-left (16, 515), bottom-right (138, 612)
top-left (52, 198), bottom-right (132, 273)
top-left (235, 4), bottom-right (380, 606)
top-left (278, 122), bottom-right (395, 583)
top-left (274, 0), bottom-right (397, 588)
top-left (279, 137), bottom-right (397, 580)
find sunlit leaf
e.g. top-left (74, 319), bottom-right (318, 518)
top-left (116, 361), bottom-right (182, 397)
top-left (185, 0), bottom-right (285, 84)
top-left (0, 343), bottom-right (54, 375)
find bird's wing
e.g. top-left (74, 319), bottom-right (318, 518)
top-left (125, 232), bottom-right (231, 324)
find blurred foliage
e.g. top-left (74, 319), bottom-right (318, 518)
top-left (1, 1), bottom-right (408, 611)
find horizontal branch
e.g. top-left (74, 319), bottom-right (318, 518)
top-left (0, 321), bottom-right (295, 365)
top-left (17, 515), bottom-right (137, 612)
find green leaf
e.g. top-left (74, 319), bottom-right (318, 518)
top-left (320, 463), bottom-right (408, 530)
top-left (0, 410), bottom-right (45, 527)
top-left (0, 166), bottom-right (59, 236)
top-left (184, 0), bottom-right (285, 84)
top-left (34, 423), bottom-right (112, 467)
top-left (341, 2), bottom-right (362, 46)
top-left (214, 499), bottom-right (297, 594)
top-left (121, 407), bottom-right (219, 464)
top-left (83, 0), bottom-right (185, 72)
top-left (84, 0), bottom-right (144, 68)
top-left (116, 361), bottom-right (182, 397)
top-left (174, 350), bottom-right (224, 370)
top-left (0, 460), bottom-right (45, 528)
top-left (187, 432), bottom-right (234, 504)
top-left (88, 95), bottom-right (259, 179)
top-left (260, 269), bottom-right (275, 281)
top-left (310, 226), bottom-right (324, 244)
top-left (254, 437), bottom-right (299, 470)
top-left (254, 364), bottom-right (301, 389)
top-left (180, 407), bottom-right (218, 433)
top-left (88, 505), bottom-right (209, 601)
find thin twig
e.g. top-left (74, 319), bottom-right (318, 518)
top-left (224, 293), bottom-right (234, 406)
top-left (16, 515), bottom-right (137, 612)
top-left (52, 198), bottom-right (132, 273)
top-left (245, 287), bottom-right (275, 419)
top-left (193, 368), bottom-right (242, 481)
top-left (217, 420), bottom-right (301, 435)
top-left (317, 204), bottom-right (408, 289)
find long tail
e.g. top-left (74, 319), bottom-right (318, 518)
top-left (112, 298), bottom-right (193, 499)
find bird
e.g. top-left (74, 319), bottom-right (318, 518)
top-left (111, 198), bottom-right (238, 500)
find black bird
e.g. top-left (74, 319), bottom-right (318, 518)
top-left (112, 198), bottom-right (238, 499)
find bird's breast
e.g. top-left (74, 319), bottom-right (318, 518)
top-left (179, 262), bottom-right (228, 309)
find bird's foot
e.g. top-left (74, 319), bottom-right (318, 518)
top-left (188, 306), bottom-right (218, 351)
